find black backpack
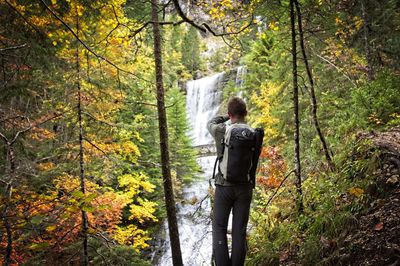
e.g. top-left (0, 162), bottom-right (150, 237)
top-left (212, 124), bottom-right (264, 186)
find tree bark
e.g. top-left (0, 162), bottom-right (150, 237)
top-left (151, 0), bottom-right (183, 265)
top-left (76, 14), bottom-right (89, 266)
top-left (290, 0), bottom-right (303, 213)
top-left (294, 0), bottom-right (334, 171)
top-left (361, 0), bottom-right (374, 80)
top-left (4, 212), bottom-right (12, 266)
top-left (2, 144), bottom-right (14, 266)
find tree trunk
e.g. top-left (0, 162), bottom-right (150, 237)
top-left (151, 0), bottom-right (183, 265)
top-left (76, 14), bottom-right (89, 266)
top-left (294, 0), bottom-right (334, 171)
top-left (4, 212), bottom-right (12, 266)
top-left (361, 0), bottom-right (374, 80)
top-left (290, 0), bottom-right (303, 213)
top-left (2, 145), bottom-right (14, 266)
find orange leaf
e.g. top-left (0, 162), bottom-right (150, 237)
top-left (374, 222), bottom-right (384, 231)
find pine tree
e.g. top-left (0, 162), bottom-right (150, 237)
top-left (181, 26), bottom-right (202, 77)
top-left (166, 87), bottom-right (199, 183)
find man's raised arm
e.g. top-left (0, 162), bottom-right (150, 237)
top-left (207, 115), bottom-right (229, 138)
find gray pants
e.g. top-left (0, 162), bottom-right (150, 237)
top-left (212, 184), bottom-right (253, 266)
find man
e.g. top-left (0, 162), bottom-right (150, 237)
top-left (207, 97), bottom-right (262, 266)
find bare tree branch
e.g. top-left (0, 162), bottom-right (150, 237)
top-left (248, 169), bottom-right (295, 232)
top-left (133, 100), bottom-right (178, 108)
top-left (10, 113), bottom-right (62, 144)
top-left (171, 0), bottom-right (255, 36)
top-left (294, 0), bottom-right (334, 170)
top-left (0, 44), bottom-right (27, 52)
top-left (128, 20), bottom-right (185, 38)
top-left (311, 50), bottom-right (357, 86)
top-left (83, 138), bottom-right (110, 158)
top-left (0, 113), bottom-right (61, 145)
top-left (82, 111), bottom-right (116, 127)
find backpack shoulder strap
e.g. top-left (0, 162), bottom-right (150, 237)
top-left (212, 156), bottom-right (219, 179)
top-left (249, 127), bottom-right (265, 187)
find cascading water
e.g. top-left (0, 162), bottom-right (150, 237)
top-left (186, 72), bottom-right (225, 146)
top-left (235, 66), bottom-right (247, 88)
top-left (156, 72), bottom-right (224, 266)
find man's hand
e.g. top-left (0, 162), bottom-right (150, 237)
top-left (223, 114), bottom-right (230, 122)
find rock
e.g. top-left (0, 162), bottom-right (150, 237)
top-left (366, 183), bottom-right (378, 197)
top-left (387, 175), bottom-right (399, 185)
top-left (338, 253), bottom-right (351, 264)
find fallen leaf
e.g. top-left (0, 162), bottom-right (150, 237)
top-left (320, 236), bottom-right (331, 248)
top-left (349, 187), bottom-right (364, 197)
top-left (279, 250), bottom-right (289, 262)
top-left (374, 222), bottom-right (384, 231)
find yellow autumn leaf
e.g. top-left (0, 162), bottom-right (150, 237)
top-left (37, 162), bottom-right (55, 171)
top-left (114, 225), bottom-right (151, 249)
top-left (349, 187), bottom-right (364, 197)
top-left (269, 22), bottom-right (279, 31)
top-left (250, 81), bottom-right (280, 138)
top-left (46, 225), bottom-right (57, 232)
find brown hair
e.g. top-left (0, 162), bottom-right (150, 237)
top-left (227, 97), bottom-right (247, 118)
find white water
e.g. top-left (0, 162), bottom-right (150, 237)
top-left (156, 68), bottom-right (244, 266)
top-left (235, 66), bottom-right (247, 88)
top-left (186, 72), bottom-right (224, 146)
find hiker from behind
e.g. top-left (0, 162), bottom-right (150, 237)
top-left (207, 97), bottom-right (264, 266)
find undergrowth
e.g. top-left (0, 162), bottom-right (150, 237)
top-left (247, 138), bottom-right (384, 265)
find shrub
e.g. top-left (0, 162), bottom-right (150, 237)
top-left (352, 71), bottom-right (400, 127)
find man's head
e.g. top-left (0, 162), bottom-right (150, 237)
top-left (227, 97), bottom-right (247, 121)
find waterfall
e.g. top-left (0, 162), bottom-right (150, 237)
top-left (186, 72), bottom-right (225, 146)
top-left (235, 66), bottom-right (247, 88)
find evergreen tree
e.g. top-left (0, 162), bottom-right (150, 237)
top-left (181, 26), bottom-right (202, 77)
top-left (166, 87), bottom-right (200, 183)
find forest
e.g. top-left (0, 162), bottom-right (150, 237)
top-left (0, 0), bottom-right (399, 265)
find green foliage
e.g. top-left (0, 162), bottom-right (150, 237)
top-left (218, 78), bottom-right (241, 113)
top-left (207, 46), bottom-right (229, 73)
top-left (88, 238), bottom-right (151, 266)
top-left (248, 169), bottom-right (366, 265)
top-left (181, 26), bottom-right (203, 77)
top-left (352, 71), bottom-right (400, 127)
top-left (166, 87), bottom-right (200, 183)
